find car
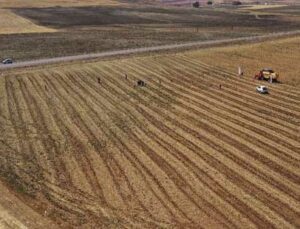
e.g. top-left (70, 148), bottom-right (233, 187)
top-left (2, 58), bottom-right (13, 64)
top-left (256, 85), bottom-right (268, 94)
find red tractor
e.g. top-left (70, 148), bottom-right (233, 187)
top-left (254, 68), bottom-right (279, 82)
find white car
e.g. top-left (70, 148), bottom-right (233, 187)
top-left (256, 85), bottom-right (268, 94)
top-left (2, 58), bottom-right (13, 64)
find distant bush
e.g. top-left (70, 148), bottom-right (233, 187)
top-left (232, 1), bottom-right (242, 5)
top-left (193, 1), bottom-right (200, 8)
top-left (207, 0), bottom-right (213, 5)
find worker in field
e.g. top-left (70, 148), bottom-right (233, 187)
top-left (219, 84), bottom-right (222, 89)
top-left (238, 66), bottom-right (243, 76)
top-left (97, 77), bottom-right (101, 84)
top-left (125, 74), bottom-right (128, 80)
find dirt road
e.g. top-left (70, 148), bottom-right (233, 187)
top-left (1, 30), bottom-right (300, 70)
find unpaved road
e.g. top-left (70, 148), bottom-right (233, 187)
top-left (1, 30), bottom-right (300, 70)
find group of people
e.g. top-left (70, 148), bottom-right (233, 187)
top-left (96, 66), bottom-right (244, 90)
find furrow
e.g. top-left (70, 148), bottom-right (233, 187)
top-left (61, 68), bottom-right (214, 225)
top-left (158, 55), bottom-right (300, 122)
top-left (90, 64), bottom-right (294, 228)
top-left (59, 71), bottom-right (175, 224)
top-left (30, 73), bottom-right (110, 216)
top-left (18, 75), bottom-right (69, 186)
top-left (70, 69), bottom-right (213, 225)
top-left (124, 61), bottom-right (300, 198)
top-left (136, 57), bottom-right (299, 132)
top-left (42, 70), bottom-right (126, 212)
top-left (181, 55), bottom-right (300, 105)
top-left (25, 75), bottom-right (95, 196)
top-left (128, 60), bottom-right (300, 167)
top-left (49, 70), bottom-right (176, 224)
top-left (99, 62), bottom-right (298, 227)
top-left (175, 56), bottom-right (300, 115)
top-left (72, 67), bottom-right (240, 228)
top-left (4, 76), bottom-right (48, 191)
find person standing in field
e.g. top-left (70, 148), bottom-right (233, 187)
top-left (238, 66), bottom-right (243, 76)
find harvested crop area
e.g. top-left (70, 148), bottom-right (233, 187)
top-left (0, 52), bottom-right (299, 228)
top-left (191, 36), bottom-right (300, 86)
top-left (0, 9), bottom-right (56, 35)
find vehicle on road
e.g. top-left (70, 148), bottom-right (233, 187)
top-left (256, 85), bottom-right (268, 94)
top-left (2, 58), bottom-right (13, 64)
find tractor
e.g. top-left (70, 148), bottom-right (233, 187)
top-left (254, 68), bottom-right (279, 82)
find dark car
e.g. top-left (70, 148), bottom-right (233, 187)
top-left (2, 58), bottom-right (13, 64)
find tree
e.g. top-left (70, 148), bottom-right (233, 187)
top-left (207, 0), bottom-right (213, 5)
top-left (232, 1), bottom-right (242, 5)
top-left (193, 1), bottom-right (200, 8)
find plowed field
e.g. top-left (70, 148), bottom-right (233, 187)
top-left (0, 54), bottom-right (299, 228)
